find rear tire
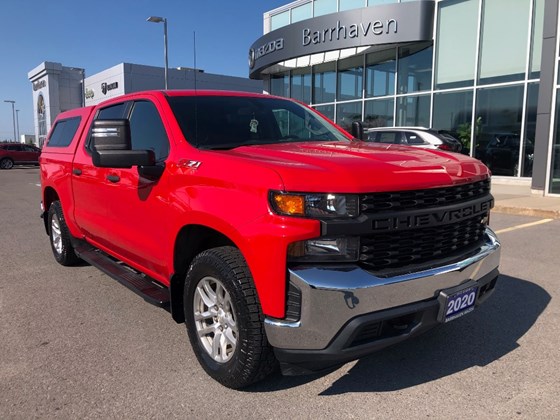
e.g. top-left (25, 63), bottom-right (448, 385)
top-left (48, 201), bottom-right (80, 266)
top-left (184, 246), bottom-right (277, 389)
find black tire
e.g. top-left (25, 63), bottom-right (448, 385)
top-left (0, 158), bottom-right (14, 169)
top-left (184, 246), bottom-right (277, 389)
top-left (48, 201), bottom-right (80, 266)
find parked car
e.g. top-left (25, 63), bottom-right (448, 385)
top-left (484, 133), bottom-right (533, 177)
top-left (364, 127), bottom-right (463, 153)
top-left (0, 143), bottom-right (41, 169)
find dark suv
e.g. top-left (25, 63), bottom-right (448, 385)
top-left (0, 143), bottom-right (41, 169)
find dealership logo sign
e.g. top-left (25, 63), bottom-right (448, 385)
top-left (249, 38), bottom-right (284, 69)
top-left (101, 81), bottom-right (118, 95)
top-left (33, 80), bottom-right (46, 91)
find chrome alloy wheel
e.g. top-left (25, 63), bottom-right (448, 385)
top-left (193, 276), bottom-right (238, 363)
top-left (51, 213), bottom-right (63, 255)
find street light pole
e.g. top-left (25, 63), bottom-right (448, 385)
top-left (3, 100), bottom-right (16, 142)
top-left (15, 110), bottom-right (20, 142)
top-left (147, 16), bottom-right (169, 90)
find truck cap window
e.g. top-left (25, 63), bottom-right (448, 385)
top-left (167, 96), bottom-right (349, 149)
top-left (46, 117), bottom-right (81, 148)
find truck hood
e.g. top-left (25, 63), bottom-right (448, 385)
top-left (224, 141), bottom-right (490, 192)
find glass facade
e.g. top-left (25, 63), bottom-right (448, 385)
top-left (475, 85), bottom-right (524, 175)
top-left (552, 93), bottom-right (560, 194)
top-left (435, 0), bottom-right (478, 89)
top-left (478, 0), bottom-right (530, 85)
top-left (433, 90), bottom-right (473, 153)
top-left (264, 0), bottom-right (549, 186)
top-left (365, 49), bottom-right (396, 97)
top-left (397, 43), bottom-right (433, 94)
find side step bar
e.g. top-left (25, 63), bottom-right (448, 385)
top-left (74, 241), bottom-right (170, 307)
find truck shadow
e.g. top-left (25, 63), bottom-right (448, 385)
top-left (246, 275), bottom-right (550, 394)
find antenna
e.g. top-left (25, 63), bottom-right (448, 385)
top-left (193, 31), bottom-right (197, 92)
top-left (194, 31), bottom-right (198, 145)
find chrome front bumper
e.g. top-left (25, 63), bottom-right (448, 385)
top-left (265, 227), bottom-right (501, 351)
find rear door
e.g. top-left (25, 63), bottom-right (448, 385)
top-left (22, 145), bottom-right (40, 163)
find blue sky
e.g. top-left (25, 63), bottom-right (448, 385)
top-left (0, 0), bottom-right (287, 140)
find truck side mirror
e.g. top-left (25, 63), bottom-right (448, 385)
top-left (351, 121), bottom-right (364, 140)
top-left (91, 119), bottom-right (131, 151)
top-left (91, 119), bottom-right (155, 168)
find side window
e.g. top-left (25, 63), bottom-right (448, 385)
top-left (97, 103), bottom-right (126, 120)
top-left (46, 117), bottom-right (81, 147)
top-left (404, 132), bottom-right (425, 145)
top-left (378, 132), bottom-right (400, 144)
top-left (129, 101), bottom-right (170, 162)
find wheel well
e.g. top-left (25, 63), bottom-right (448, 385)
top-left (170, 225), bottom-right (235, 323)
top-left (42, 188), bottom-right (60, 235)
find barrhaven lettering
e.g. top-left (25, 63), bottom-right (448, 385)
top-left (303, 19), bottom-right (397, 46)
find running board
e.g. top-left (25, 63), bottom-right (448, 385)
top-left (74, 241), bottom-right (170, 307)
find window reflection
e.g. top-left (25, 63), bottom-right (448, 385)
top-left (291, 68), bottom-right (312, 104)
top-left (478, 0), bottom-right (530, 85)
top-left (313, 62), bottom-right (336, 103)
top-left (336, 101), bottom-right (362, 131)
top-left (366, 49), bottom-right (396, 98)
top-left (314, 104), bottom-right (335, 121)
top-left (522, 83), bottom-right (538, 177)
top-left (271, 73), bottom-right (289, 97)
top-left (551, 92), bottom-right (560, 193)
top-left (397, 42), bottom-right (433, 94)
top-left (270, 11), bottom-right (290, 30)
top-left (475, 85), bottom-right (524, 176)
top-left (433, 90), bottom-right (473, 154)
top-left (396, 95), bottom-right (430, 127)
top-left (364, 98), bottom-right (394, 128)
top-left (314, 0), bottom-right (337, 17)
top-left (338, 56), bottom-right (363, 101)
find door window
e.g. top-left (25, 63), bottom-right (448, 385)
top-left (129, 101), bottom-right (170, 162)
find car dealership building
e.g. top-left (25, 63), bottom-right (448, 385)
top-left (27, 62), bottom-right (262, 149)
top-left (249, 0), bottom-right (560, 195)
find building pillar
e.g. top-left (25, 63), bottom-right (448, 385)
top-left (533, 0), bottom-right (559, 193)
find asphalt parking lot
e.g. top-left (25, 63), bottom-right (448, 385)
top-left (1, 168), bottom-right (559, 419)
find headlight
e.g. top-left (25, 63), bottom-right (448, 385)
top-left (269, 191), bottom-right (359, 219)
top-left (288, 237), bottom-right (359, 262)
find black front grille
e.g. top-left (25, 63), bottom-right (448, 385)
top-left (360, 179), bottom-right (491, 213)
top-left (359, 215), bottom-right (487, 270)
top-left (355, 179), bottom-right (492, 272)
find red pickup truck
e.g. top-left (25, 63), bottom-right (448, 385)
top-left (40, 90), bottom-right (500, 388)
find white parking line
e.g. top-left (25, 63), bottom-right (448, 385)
top-left (495, 218), bottom-right (554, 234)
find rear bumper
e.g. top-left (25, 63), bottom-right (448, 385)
top-left (264, 227), bottom-right (501, 374)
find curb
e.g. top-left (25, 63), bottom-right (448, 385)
top-left (493, 205), bottom-right (560, 219)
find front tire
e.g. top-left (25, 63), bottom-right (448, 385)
top-left (184, 246), bottom-right (277, 389)
top-left (0, 158), bottom-right (14, 169)
top-left (48, 201), bottom-right (80, 266)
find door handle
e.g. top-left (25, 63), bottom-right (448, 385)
top-left (72, 168), bottom-right (82, 176)
top-left (107, 175), bottom-right (120, 183)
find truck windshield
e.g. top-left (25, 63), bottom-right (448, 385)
top-left (167, 95), bottom-right (350, 149)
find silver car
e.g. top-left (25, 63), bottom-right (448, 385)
top-left (364, 127), bottom-right (463, 153)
